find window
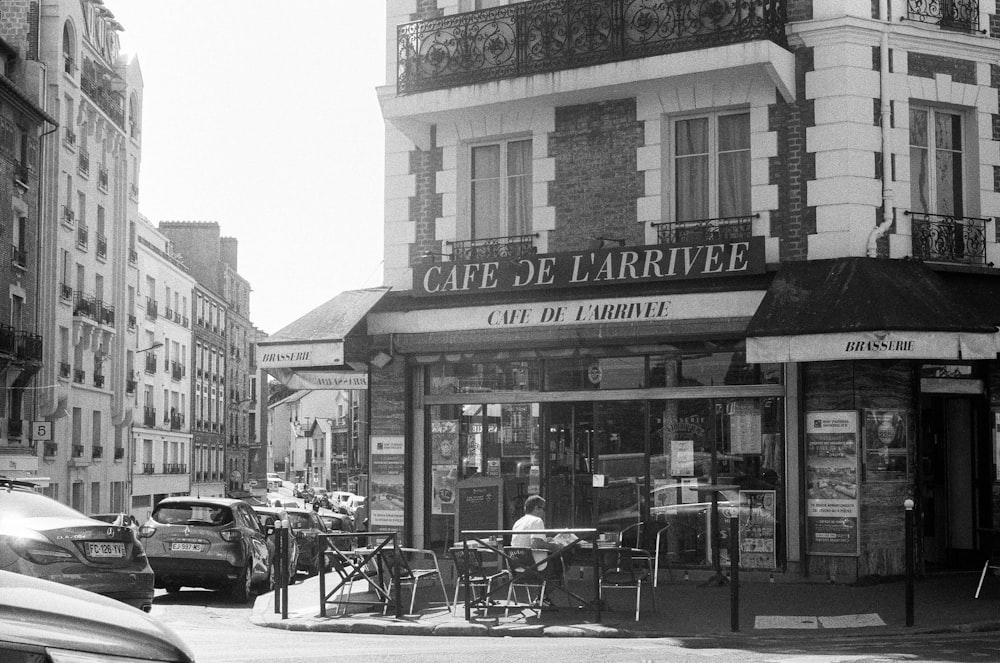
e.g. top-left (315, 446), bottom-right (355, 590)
top-left (909, 106), bottom-right (964, 217)
top-left (11, 295), bottom-right (23, 331)
top-left (672, 111), bottom-right (750, 222)
top-left (470, 138), bottom-right (532, 239)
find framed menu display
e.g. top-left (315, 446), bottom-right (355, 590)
top-left (739, 490), bottom-right (777, 569)
top-left (805, 411), bottom-right (860, 556)
top-left (862, 409), bottom-right (909, 482)
top-left (456, 477), bottom-right (503, 539)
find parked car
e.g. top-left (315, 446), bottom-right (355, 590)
top-left (91, 512), bottom-right (141, 534)
top-left (283, 506), bottom-right (331, 575)
top-left (0, 478), bottom-right (155, 612)
top-left (252, 505), bottom-right (300, 583)
top-left (267, 472), bottom-right (283, 491)
top-left (0, 569), bottom-right (194, 663)
top-left (139, 496), bottom-right (273, 602)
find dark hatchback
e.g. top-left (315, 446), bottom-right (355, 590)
top-left (139, 497), bottom-right (273, 602)
top-left (0, 480), bottom-right (154, 612)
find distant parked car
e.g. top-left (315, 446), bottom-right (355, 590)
top-left (283, 506), bottom-right (331, 575)
top-left (0, 478), bottom-right (155, 612)
top-left (0, 570), bottom-right (194, 663)
top-left (91, 512), bottom-right (142, 534)
top-left (139, 497), bottom-right (273, 603)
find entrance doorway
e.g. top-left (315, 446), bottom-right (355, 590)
top-left (918, 393), bottom-right (989, 569)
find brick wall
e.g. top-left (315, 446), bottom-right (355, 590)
top-left (408, 144), bottom-right (443, 266)
top-left (907, 52), bottom-right (976, 85)
top-left (547, 99), bottom-right (643, 253)
top-left (769, 47), bottom-right (815, 262)
top-left (0, 1), bottom-right (34, 59)
top-left (159, 222), bottom-right (223, 292)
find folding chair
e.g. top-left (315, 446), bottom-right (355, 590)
top-left (448, 546), bottom-right (509, 616)
top-left (598, 546), bottom-right (654, 622)
top-left (381, 547), bottom-right (451, 615)
top-left (502, 546), bottom-right (549, 617)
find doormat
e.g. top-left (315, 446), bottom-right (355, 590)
top-left (754, 613), bottom-right (885, 629)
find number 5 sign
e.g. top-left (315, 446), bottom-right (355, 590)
top-left (32, 421), bottom-right (51, 441)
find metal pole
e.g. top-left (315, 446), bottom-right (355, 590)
top-left (463, 539), bottom-right (471, 621)
top-left (318, 532), bottom-right (327, 618)
top-left (904, 499), bottom-right (914, 627)
top-left (280, 521), bottom-right (289, 621)
top-left (393, 535), bottom-right (403, 618)
top-left (730, 516), bottom-right (739, 632)
top-left (274, 522), bottom-right (283, 615)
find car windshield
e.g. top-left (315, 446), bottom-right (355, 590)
top-left (153, 504), bottom-right (233, 526)
top-left (0, 490), bottom-right (87, 521)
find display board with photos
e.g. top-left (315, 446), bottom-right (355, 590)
top-left (804, 411), bottom-right (860, 556)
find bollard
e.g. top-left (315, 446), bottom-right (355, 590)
top-left (274, 521), bottom-right (283, 615)
top-left (730, 516), bottom-right (739, 632)
top-left (462, 539), bottom-right (471, 621)
top-left (904, 499), bottom-right (914, 627)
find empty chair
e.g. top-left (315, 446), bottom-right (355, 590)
top-left (380, 547), bottom-right (450, 615)
top-left (448, 545), bottom-right (509, 616)
top-left (598, 546), bottom-right (654, 622)
top-left (975, 529), bottom-right (1000, 599)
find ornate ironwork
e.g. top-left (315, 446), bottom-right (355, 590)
top-left (0, 324), bottom-right (15, 355)
top-left (398, 0), bottom-right (787, 93)
top-left (908, 211), bottom-right (988, 265)
top-left (446, 233), bottom-right (538, 261)
top-left (653, 214), bottom-right (755, 244)
top-left (15, 332), bottom-right (42, 362)
top-left (906, 0), bottom-right (979, 31)
top-left (80, 75), bottom-right (125, 128)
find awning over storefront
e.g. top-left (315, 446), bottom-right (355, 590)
top-left (258, 287), bottom-right (390, 389)
top-left (745, 258), bottom-right (999, 363)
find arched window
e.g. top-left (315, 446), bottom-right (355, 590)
top-left (62, 21), bottom-right (76, 75)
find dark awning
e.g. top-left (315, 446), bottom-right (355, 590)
top-left (257, 287), bottom-right (390, 389)
top-left (745, 258), bottom-right (998, 363)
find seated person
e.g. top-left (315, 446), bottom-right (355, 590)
top-left (511, 495), bottom-right (569, 584)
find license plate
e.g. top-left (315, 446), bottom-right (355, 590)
top-left (88, 542), bottom-right (125, 558)
top-left (170, 542), bottom-right (204, 552)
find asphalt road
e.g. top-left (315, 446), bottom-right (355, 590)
top-left (151, 588), bottom-right (999, 663)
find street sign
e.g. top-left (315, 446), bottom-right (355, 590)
top-left (31, 421), bottom-right (51, 441)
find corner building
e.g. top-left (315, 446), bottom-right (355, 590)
top-left (368, 0), bottom-right (1000, 582)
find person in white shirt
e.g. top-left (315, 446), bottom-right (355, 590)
top-left (511, 495), bottom-right (557, 550)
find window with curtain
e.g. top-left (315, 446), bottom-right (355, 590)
top-left (470, 138), bottom-right (532, 239)
top-left (673, 111), bottom-right (750, 222)
top-left (909, 106), bottom-right (964, 217)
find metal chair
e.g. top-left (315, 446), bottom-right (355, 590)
top-left (380, 547), bottom-right (451, 615)
top-left (325, 547), bottom-right (379, 616)
top-left (975, 529), bottom-right (1000, 599)
top-left (502, 546), bottom-right (549, 617)
top-left (653, 523), bottom-right (671, 587)
top-left (448, 545), bottom-right (509, 616)
top-left (597, 546), bottom-right (654, 622)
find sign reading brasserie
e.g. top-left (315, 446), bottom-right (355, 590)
top-left (412, 237), bottom-right (765, 296)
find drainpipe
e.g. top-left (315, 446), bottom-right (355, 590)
top-left (867, 0), bottom-right (895, 257)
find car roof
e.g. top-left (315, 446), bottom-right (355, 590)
top-left (155, 496), bottom-right (243, 507)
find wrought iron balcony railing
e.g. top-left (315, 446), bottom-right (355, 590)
top-left (98, 166), bottom-right (109, 191)
top-left (59, 362), bottom-right (70, 379)
top-left (144, 354), bottom-right (158, 374)
top-left (78, 150), bottom-right (89, 176)
top-left (93, 373), bottom-right (105, 388)
top-left (128, 314), bottom-right (136, 330)
top-left (73, 292), bottom-right (97, 320)
top-left (10, 245), bottom-right (26, 269)
top-left (128, 248), bottom-right (137, 264)
top-left (80, 75), bottom-right (125, 128)
top-left (652, 214), bottom-right (756, 244)
top-left (906, 0), bottom-right (980, 31)
top-left (96, 233), bottom-right (107, 260)
top-left (126, 378), bottom-right (136, 394)
top-left (146, 298), bottom-right (158, 319)
top-left (141, 462), bottom-right (155, 474)
top-left (398, 0), bottom-right (787, 94)
top-left (76, 224), bottom-right (88, 248)
top-left (63, 127), bottom-right (76, 147)
top-left (71, 444), bottom-right (84, 458)
top-left (72, 369), bottom-right (85, 384)
top-left (143, 407), bottom-right (156, 427)
top-left (0, 324), bottom-right (14, 355)
top-left (99, 302), bottom-right (114, 326)
top-left (15, 331), bottom-right (42, 362)
top-left (60, 283), bottom-right (73, 301)
top-left (444, 233), bottom-right (538, 262)
top-left (114, 447), bottom-right (125, 460)
top-left (908, 211), bottom-right (988, 266)
top-left (92, 445), bottom-right (103, 459)
top-left (61, 206), bottom-right (75, 226)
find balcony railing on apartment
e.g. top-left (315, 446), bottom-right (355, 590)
top-left (114, 447), bottom-right (125, 460)
top-left (126, 377), bottom-right (136, 394)
top-left (141, 462), bottom-right (155, 474)
top-left (165, 463), bottom-right (187, 474)
top-left (98, 166), bottom-right (109, 191)
top-left (76, 224), bottom-right (89, 248)
top-left (80, 75), bottom-right (125, 128)
top-left (397, 0), bottom-right (787, 94)
top-left (6, 418), bottom-right (24, 438)
top-left (73, 292), bottom-right (97, 320)
top-left (127, 314), bottom-right (136, 330)
top-left (60, 283), bottom-right (73, 301)
top-left (92, 445), bottom-right (103, 459)
top-left (908, 211), bottom-right (988, 266)
top-left (0, 324), bottom-right (14, 355)
top-left (78, 150), bottom-right (89, 176)
top-left (96, 233), bottom-right (107, 260)
top-left (171, 361), bottom-right (184, 381)
top-left (72, 369), bottom-right (85, 384)
top-left (143, 407), bottom-right (156, 427)
top-left (146, 298), bottom-right (158, 319)
top-left (63, 127), bottom-right (76, 147)
top-left (144, 353), bottom-right (157, 374)
top-left (15, 331), bottom-right (42, 362)
top-left (99, 302), bottom-right (114, 326)
top-left (128, 248), bottom-right (137, 264)
top-left (906, 0), bottom-right (980, 31)
top-left (93, 373), bottom-right (105, 388)
top-left (59, 362), bottom-right (70, 379)
top-left (129, 183), bottom-right (139, 200)
top-left (652, 214), bottom-right (756, 244)
top-left (170, 412), bottom-right (184, 431)
top-left (10, 245), bottom-right (26, 269)
top-left (61, 206), bottom-right (75, 226)
top-left (71, 444), bottom-right (84, 458)
top-left (444, 233), bottom-right (538, 262)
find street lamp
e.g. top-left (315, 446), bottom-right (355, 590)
top-left (136, 342), bottom-right (163, 354)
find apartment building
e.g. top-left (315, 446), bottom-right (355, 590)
top-left (129, 216), bottom-right (194, 520)
top-left (189, 282), bottom-right (228, 498)
top-left (351, 0), bottom-right (1000, 583)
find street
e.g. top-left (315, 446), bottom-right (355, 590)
top-left (151, 588), bottom-right (999, 663)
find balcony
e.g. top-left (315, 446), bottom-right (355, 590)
top-left (80, 75), bottom-right (125, 128)
top-left (165, 463), bottom-right (187, 474)
top-left (71, 444), bottom-right (84, 458)
top-left (128, 314), bottom-right (136, 330)
top-left (908, 211), bottom-right (988, 266)
top-left (63, 55), bottom-right (75, 76)
top-left (92, 445), bottom-right (103, 459)
top-left (15, 331), bottom-right (42, 362)
top-left (10, 245), bottom-right (26, 269)
top-left (60, 283), bottom-right (73, 301)
top-left (0, 324), bottom-right (12, 355)
top-left (129, 183), bottom-right (139, 200)
top-left (171, 361), bottom-right (184, 381)
top-left (61, 206), bottom-right (75, 227)
top-left (59, 362), bottom-right (70, 379)
top-left (906, 0), bottom-right (979, 31)
top-left (99, 301), bottom-right (115, 326)
top-left (73, 292), bottom-right (97, 320)
top-left (96, 233), bottom-right (107, 260)
top-left (63, 127), bottom-right (76, 147)
top-left (444, 233), bottom-right (538, 262)
top-left (126, 377), bottom-right (136, 394)
top-left (397, 0), bottom-right (786, 94)
top-left (165, 307), bottom-right (173, 320)
top-left (143, 407), bottom-right (156, 427)
top-left (114, 447), bottom-right (125, 460)
top-left (141, 462), bottom-right (155, 474)
top-left (93, 373), bottom-right (104, 388)
top-left (170, 412), bottom-right (184, 431)
top-left (144, 353), bottom-right (157, 374)
top-left (76, 224), bottom-right (89, 249)
top-left (78, 149), bottom-right (89, 176)
top-left (128, 248), bottom-right (137, 264)
top-left (72, 369), bottom-right (85, 384)
top-left (98, 166), bottom-right (109, 191)
top-left (146, 298), bottom-right (158, 319)
top-left (652, 214), bottom-right (755, 244)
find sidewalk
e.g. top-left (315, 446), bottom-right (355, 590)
top-left (250, 568), bottom-right (1000, 639)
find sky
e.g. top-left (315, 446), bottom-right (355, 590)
top-left (111, 1), bottom-right (388, 336)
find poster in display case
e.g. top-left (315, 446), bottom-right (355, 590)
top-left (862, 409), bottom-right (909, 482)
top-left (805, 411), bottom-right (860, 556)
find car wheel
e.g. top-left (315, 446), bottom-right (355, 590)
top-left (230, 562), bottom-right (254, 603)
top-left (164, 583), bottom-right (181, 594)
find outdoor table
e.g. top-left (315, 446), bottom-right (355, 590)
top-left (318, 531), bottom-right (402, 618)
top-left (460, 528), bottom-right (599, 622)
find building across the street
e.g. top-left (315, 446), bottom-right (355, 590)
top-left (264, 0), bottom-right (1000, 585)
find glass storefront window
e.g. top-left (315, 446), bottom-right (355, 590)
top-left (426, 360), bottom-right (540, 395)
top-left (544, 356), bottom-right (646, 390)
top-left (649, 342), bottom-right (782, 388)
